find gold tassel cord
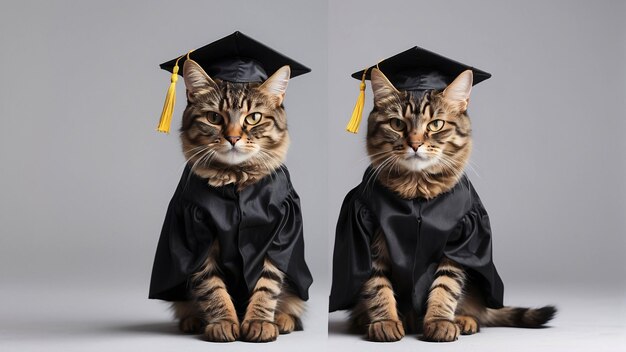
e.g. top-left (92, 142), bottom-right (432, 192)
top-left (156, 64), bottom-right (179, 133)
top-left (346, 69), bottom-right (368, 134)
top-left (157, 51), bottom-right (193, 134)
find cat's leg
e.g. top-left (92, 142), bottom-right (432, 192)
top-left (453, 284), bottom-right (483, 335)
top-left (422, 257), bottom-right (466, 342)
top-left (191, 241), bottom-right (240, 342)
top-left (360, 229), bottom-right (405, 342)
top-left (274, 286), bottom-right (305, 334)
top-left (172, 301), bottom-right (203, 333)
top-left (241, 258), bottom-right (284, 342)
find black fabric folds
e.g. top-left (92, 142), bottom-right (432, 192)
top-left (149, 165), bottom-right (312, 312)
top-left (329, 168), bottom-right (504, 314)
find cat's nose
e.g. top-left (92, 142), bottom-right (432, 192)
top-left (410, 143), bottom-right (421, 152)
top-left (226, 136), bottom-right (241, 146)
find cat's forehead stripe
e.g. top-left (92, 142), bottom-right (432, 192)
top-left (420, 97), bottom-right (430, 116)
top-left (404, 101), bottom-right (414, 118)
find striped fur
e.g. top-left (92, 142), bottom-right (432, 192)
top-left (170, 61), bottom-right (304, 342)
top-left (350, 229), bottom-right (405, 342)
top-left (190, 241), bottom-right (240, 341)
top-left (180, 60), bottom-right (291, 189)
top-left (366, 69), bottom-right (473, 199)
top-left (354, 70), bottom-right (556, 342)
top-left (353, 230), bottom-right (556, 342)
top-left (172, 242), bottom-right (306, 342)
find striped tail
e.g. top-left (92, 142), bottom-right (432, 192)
top-left (480, 306), bottom-right (557, 328)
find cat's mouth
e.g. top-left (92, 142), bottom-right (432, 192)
top-left (215, 145), bottom-right (258, 165)
top-left (407, 153), bottom-right (427, 160)
top-left (399, 151), bottom-right (439, 171)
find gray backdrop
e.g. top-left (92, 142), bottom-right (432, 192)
top-left (0, 0), bottom-right (328, 288)
top-left (1, 0), bottom-right (624, 351)
top-left (329, 0), bottom-right (626, 289)
top-left (0, 1), bottom-right (330, 350)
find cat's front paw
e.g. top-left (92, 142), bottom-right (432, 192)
top-left (423, 319), bottom-right (460, 342)
top-left (275, 312), bottom-right (299, 334)
top-left (179, 316), bottom-right (203, 334)
top-left (241, 319), bottom-right (279, 342)
top-left (367, 319), bottom-right (405, 342)
top-left (455, 315), bottom-right (479, 335)
top-left (203, 319), bottom-right (240, 342)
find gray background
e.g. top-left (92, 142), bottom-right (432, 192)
top-left (328, 0), bottom-right (626, 350)
top-left (0, 1), bottom-right (329, 351)
top-left (1, 0), bottom-right (625, 351)
top-left (329, 0), bottom-right (626, 288)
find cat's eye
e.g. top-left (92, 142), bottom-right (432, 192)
top-left (389, 118), bottom-right (406, 131)
top-left (207, 112), bottom-right (224, 125)
top-left (427, 119), bottom-right (445, 132)
top-left (245, 112), bottom-right (262, 125)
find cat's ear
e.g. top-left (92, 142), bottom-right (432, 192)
top-left (371, 68), bottom-right (399, 105)
top-left (183, 60), bottom-right (218, 101)
top-left (443, 70), bottom-right (473, 111)
top-left (259, 65), bottom-right (290, 106)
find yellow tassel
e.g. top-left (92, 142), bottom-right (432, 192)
top-left (156, 65), bottom-right (179, 133)
top-left (157, 52), bottom-right (193, 134)
top-left (346, 70), bottom-right (368, 134)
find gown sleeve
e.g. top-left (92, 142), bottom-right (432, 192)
top-left (148, 170), bottom-right (216, 302)
top-left (148, 187), bottom-right (197, 301)
top-left (329, 188), bottom-right (378, 312)
top-left (265, 181), bottom-right (313, 301)
top-left (443, 199), bottom-right (504, 309)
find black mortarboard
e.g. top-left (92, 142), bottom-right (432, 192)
top-left (352, 46), bottom-right (490, 93)
top-left (157, 31), bottom-right (311, 133)
top-left (160, 31), bottom-right (311, 82)
top-left (346, 46), bottom-right (490, 133)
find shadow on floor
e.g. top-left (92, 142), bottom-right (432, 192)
top-left (102, 321), bottom-right (180, 335)
top-left (328, 318), bottom-right (356, 336)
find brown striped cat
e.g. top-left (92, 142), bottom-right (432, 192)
top-left (171, 60), bottom-right (305, 342)
top-left (351, 68), bottom-right (556, 342)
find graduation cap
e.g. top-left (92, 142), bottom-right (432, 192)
top-left (346, 46), bottom-right (491, 133)
top-left (157, 31), bottom-right (311, 133)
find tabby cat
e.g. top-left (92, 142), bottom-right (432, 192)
top-left (351, 68), bottom-right (556, 342)
top-left (171, 60), bottom-right (305, 342)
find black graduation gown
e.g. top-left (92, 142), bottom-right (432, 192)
top-left (149, 165), bottom-right (312, 312)
top-left (329, 167), bottom-right (504, 315)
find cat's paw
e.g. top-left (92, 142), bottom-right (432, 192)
top-left (275, 313), bottom-right (298, 334)
top-left (241, 319), bottom-right (279, 342)
top-left (179, 316), bottom-right (203, 334)
top-left (423, 319), bottom-right (460, 342)
top-left (367, 319), bottom-right (405, 342)
top-left (203, 319), bottom-right (240, 342)
top-left (455, 315), bottom-right (479, 335)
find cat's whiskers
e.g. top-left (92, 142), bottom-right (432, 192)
top-left (363, 160), bottom-right (386, 191)
top-left (463, 159), bottom-right (481, 178)
top-left (365, 156), bottom-right (395, 191)
top-left (433, 154), bottom-right (462, 178)
top-left (255, 150), bottom-right (282, 181)
top-left (190, 149), bottom-right (215, 177)
top-left (364, 149), bottom-right (393, 162)
top-left (178, 146), bottom-right (214, 190)
top-left (386, 155), bottom-right (402, 180)
top-left (180, 145), bottom-right (213, 171)
top-left (200, 150), bottom-right (218, 168)
top-left (186, 144), bottom-right (213, 153)
top-left (375, 157), bottom-right (397, 182)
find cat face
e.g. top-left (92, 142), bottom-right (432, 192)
top-left (180, 60), bottom-right (290, 174)
top-left (366, 69), bottom-right (474, 176)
